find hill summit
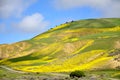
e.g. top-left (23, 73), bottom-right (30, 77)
top-left (0, 18), bottom-right (120, 72)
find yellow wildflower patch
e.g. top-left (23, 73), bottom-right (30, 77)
top-left (101, 26), bottom-right (120, 32)
top-left (72, 40), bottom-right (94, 54)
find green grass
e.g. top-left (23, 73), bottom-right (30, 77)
top-left (8, 55), bottom-right (38, 62)
top-left (0, 67), bottom-right (22, 78)
top-left (8, 53), bottom-right (45, 62)
top-left (80, 31), bottom-right (120, 40)
top-left (79, 31), bottom-right (120, 53)
top-left (81, 38), bottom-right (114, 53)
top-left (0, 67), bottom-right (47, 80)
top-left (113, 74), bottom-right (120, 79)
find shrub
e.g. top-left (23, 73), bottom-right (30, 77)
top-left (70, 70), bottom-right (85, 78)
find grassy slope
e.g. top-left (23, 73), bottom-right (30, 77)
top-left (0, 18), bottom-right (120, 72)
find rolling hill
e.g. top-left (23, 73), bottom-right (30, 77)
top-left (0, 18), bottom-right (120, 72)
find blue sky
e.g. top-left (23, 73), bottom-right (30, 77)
top-left (0, 0), bottom-right (120, 44)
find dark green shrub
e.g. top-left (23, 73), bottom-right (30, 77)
top-left (36, 72), bottom-right (39, 74)
top-left (70, 70), bottom-right (85, 78)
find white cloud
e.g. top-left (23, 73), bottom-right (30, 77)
top-left (13, 13), bottom-right (49, 33)
top-left (0, 0), bottom-right (36, 18)
top-left (54, 0), bottom-right (120, 17)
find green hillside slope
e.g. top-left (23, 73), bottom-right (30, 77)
top-left (0, 18), bottom-right (120, 72)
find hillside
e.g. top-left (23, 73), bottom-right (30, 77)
top-left (0, 18), bottom-right (120, 72)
